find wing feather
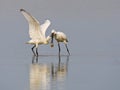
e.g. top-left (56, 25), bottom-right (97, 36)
top-left (41, 20), bottom-right (51, 37)
top-left (20, 9), bottom-right (42, 39)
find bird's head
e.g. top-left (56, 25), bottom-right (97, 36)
top-left (51, 29), bottom-right (56, 34)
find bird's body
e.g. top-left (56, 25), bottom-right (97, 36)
top-left (54, 32), bottom-right (68, 43)
top-left (20, 9), bottom-right (51, 56)
top-left (51, 30), bottom-right (70, 55)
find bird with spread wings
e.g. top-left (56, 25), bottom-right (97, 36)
top-left (20, 9), bottom-right (51, 56)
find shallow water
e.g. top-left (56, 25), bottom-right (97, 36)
top-left (0, 55), bottom-right (120, 90)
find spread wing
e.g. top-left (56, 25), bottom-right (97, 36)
top-left (20, 9), bottom-right (42, 39)
top-left (41, 20), bottom-right (51, 38)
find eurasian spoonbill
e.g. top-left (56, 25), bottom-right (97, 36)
top-left (50, 30), bottom-right (70, 55)
top-left (20, 9), bottom-right (51, 56)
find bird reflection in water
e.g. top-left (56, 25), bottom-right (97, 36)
top-left (30, 55), bottom-right (69, 90)
top-left (51, 55), bottom-right (69, 90)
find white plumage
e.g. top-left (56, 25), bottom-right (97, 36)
top-left (20, 9), bottom-right (51, 56)
top-left (54, 32), bottom-right (68, 43)
top-left (50, 30), bottom-right (70, 55)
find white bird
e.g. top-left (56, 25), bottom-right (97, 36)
top-left (50, 30), bottom-right (70, 55)
top-left (20, 9), bottom-right (51, 56)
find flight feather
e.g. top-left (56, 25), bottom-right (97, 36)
top-left (20, 9), bottom-right (42, 39)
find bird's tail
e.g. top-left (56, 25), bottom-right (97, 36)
top-left (26, 42), bottom-right (29, 44)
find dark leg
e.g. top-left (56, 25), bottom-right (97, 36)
top-left (36, 47), bottom-right (39, 57)
top-left (65, 44), bottom-right (70, 55)
top-left (58, 42), bottom-right (61, 55)
top-left (31, 45), bottom-right (36, 56)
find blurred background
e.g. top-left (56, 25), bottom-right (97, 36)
top-left (0, 0), bottom-right (120, 58)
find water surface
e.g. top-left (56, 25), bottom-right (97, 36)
top-left (0, 55), bottom-right (120, 90)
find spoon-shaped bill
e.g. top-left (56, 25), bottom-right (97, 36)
top-left (50, 33), bottom-right (54, 47)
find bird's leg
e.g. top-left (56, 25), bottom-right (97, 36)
top-left (31, 45), bottom-right (36, 56)
top-left (65, 44), bottom-right (70, 55)
top-left (58, 42), bottom-right (61, 56)
top-left (36, 47), bottom-right (39, 57)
